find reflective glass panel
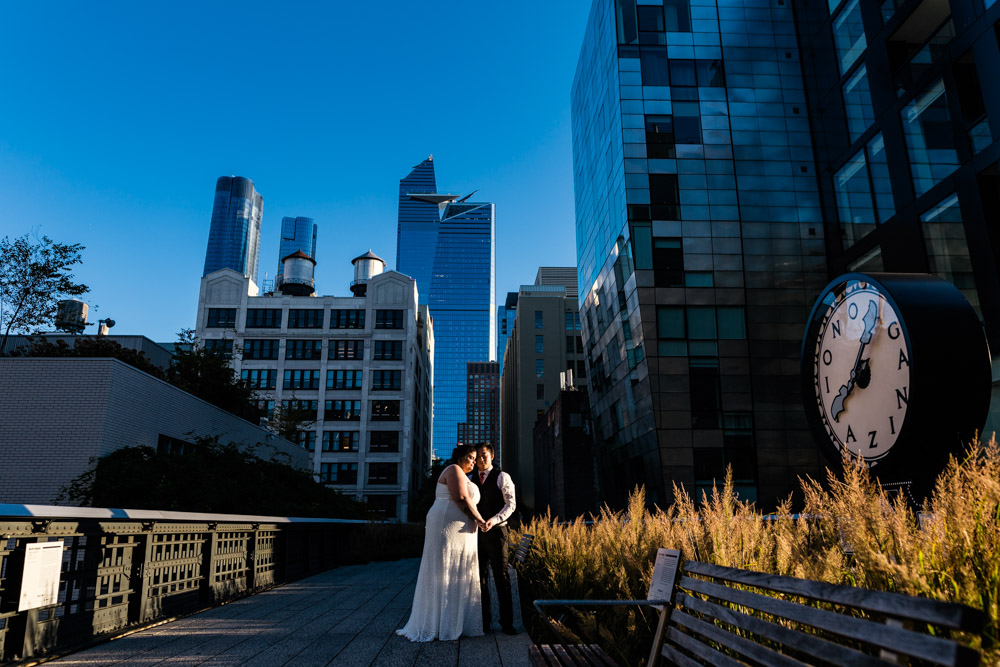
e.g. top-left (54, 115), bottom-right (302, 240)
top-left (867, 133), bottom-right (895, 223)
top-left (920, 193), bottom-right (980, 314)
top-left (902, 79), bottom-right (959, 197)
top-left (833, 0), bottom-right (866, 75)
top-left (834, 149), bottom-right (876, 248)
top-left (843, 65), bottom-right (874, 142)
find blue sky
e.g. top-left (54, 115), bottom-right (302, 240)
top-left (0, 2), bottom-right (590, 342)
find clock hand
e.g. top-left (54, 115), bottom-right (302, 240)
top-left (830, 300), bottom-right (879, 422)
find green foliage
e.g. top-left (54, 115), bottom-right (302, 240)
top-left (0, 232), bottom-right (88, 351)
top-left (408, 458), bottom-right (449, 521)
top-left (61, 435), bottom-right (372, 519)
top-left (521, 439), bottom-right (1000, 665)
top-left (166, 329), bottom-right (258, 418)
top-left (10, 336), bottom-right (165, 379)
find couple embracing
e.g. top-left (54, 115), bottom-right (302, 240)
top-left (397, 442), bottom-right (518, 642)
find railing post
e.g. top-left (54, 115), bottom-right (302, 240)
top-left (201, 524), bottom-right (219, 605)
top-left (130, 522), bottom-right (155, 624)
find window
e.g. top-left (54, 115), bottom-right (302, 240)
top-left (695, 59), bottom-right (725, 87)
top-left (902, 78), bottom-right (959, 197)
top-left (283, 369), bottom-right (320, 390)
top-left (649, 174), bottom-right (680, 220)
top-left (536, 335), bottom-right (544, 353)
top-left (645, 115), bottom-right (675, 158)
top-left (663, 0), bottom-right (691, 31)
top-left (565, 311), bottom-right (581, 330)
top-left (281, 399), bottom-right (318, 420)
top-left (653, 238), bottom-right (683, 286)
top-left (535, 311), bottom-right (543, 329)
top-left (834, 149), bottom-right (877, 248)
top-left (254, 399), bottom-right (275, 421)
top-left (330, 339), bottom-right (362, 360)
top-left (656, 306), bottom-right (745, 355)
top-left (370, 400), bottom-right (400, 421)
top-left (286, 339), bottom-right (322, 360)
top-left (921, 193), bottom-right (980, 314)
top-left (324, 400), bottom-right (360, 421)
top-left (296, 430), bottom-right (317, 451)
top-left (954, 51), bottom-right (990, 153)
top-left (241, 369), bottom-right (276, 390)
top-left (576, 359), bottom-right (588, 379)
top-left (330, 309), bottom-right (365, 329)
top-left (669, 59), bottom-right (696, 87)
top-left (372, 370), bottom-right (402, 391)
top-left (206, 308), bottom-right (237, 328)
top-left (832, 0), bottom-right (866, 76)
top-left (320, 462), bottom-right (357, 485)
top-left (373, 340), bottom-right (403, 360)
top-left (537, 383), bottom-right (545, 400)
top-left (673, 103), bottom-right (701, 144)
top-left (640, 46), bottom-right (670, 85)
top-left (246, 309), bottom-right (281, 328)
top-left (244, 339), bottom-right (279, 360)
top-left (690, 358), bottom-right (722, 429)
top-left (322, 431), bottom-right (359, 452)
top-left (535, 359), bottom-right (545, 379)
top-left (843, 65), bottom-right (874, 142)
top-left (369, 431), bottom-right (400, 453)
top-left (367, 463), bottom-right (398, 485)
top-left (287, 309), bottom-right (323, 328)
top-left (867, 134), bottom-right (895, 223)
top-left (203, 339), bottom-right (233, 358)
top-left (375, 310), bottom-right (404, 329)
top-left (327, 370), bottom-right (362, 390)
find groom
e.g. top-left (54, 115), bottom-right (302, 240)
top-left (470, 442), bottom-right (517, 635)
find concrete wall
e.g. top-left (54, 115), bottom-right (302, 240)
top-left (0, 357), bottom-right (306, 505)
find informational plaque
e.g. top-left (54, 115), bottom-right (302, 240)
top-left (18, 541), bottom-right (64, 611)
top-left (648, 548), bottom-right (680, 608)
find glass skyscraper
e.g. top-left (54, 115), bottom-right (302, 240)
top-left (203, 176), bottom-right (263, 285)
top-left (276, 216), bottom-right (317, 286)
top-left (573, 0), bottom-right (1000, 510)
top-left (397, 158), bottom-right (496, 457)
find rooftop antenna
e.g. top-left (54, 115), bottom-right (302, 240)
top-left (457, 189), bottom-right (479, 203)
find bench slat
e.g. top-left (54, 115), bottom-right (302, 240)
top-left (676, 591), bottom-right (888, 667)
top-left (553, 643), bottom-right (584, 666)
top-left (683, 560), bottom-right (985, 632)
top-left (665, 624), bottom-right (749, 667)
top-left (529, 644), bottom-right (558, 667)
top-left (661, 639), bottom-right (710, 667)
top-left (670, 607), bottom-right (807, 667)
top-left (680, 576), bottom-right (965, 666)
top-left (584, 644), bottom-right (618, 667)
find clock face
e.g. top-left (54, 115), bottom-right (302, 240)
top-left (811, 279), bottom-right (912, 464)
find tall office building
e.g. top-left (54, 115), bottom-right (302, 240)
top-left (572, 0), bottom-right (1000, 510)
top-left (203, 176), bottom-right (263, 285)
top-left (397, 158), bottom-right (497, 457)
top-left (500, 275), bottom-right (587, 509)
top-left (276, 217), bottom-right (317, 288)
top-left (497, 292), bottom-right (519, 372)
top-left (456, 362), bottom-right (500, 455)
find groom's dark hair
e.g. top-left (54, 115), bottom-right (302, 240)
top-left (477, 442), bottom-right (495, 455)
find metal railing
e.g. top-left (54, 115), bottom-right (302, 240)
top-left (0, 505), bottom-right (371, 663)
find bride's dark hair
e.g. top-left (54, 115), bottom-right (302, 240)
top-left (450, 443), bottom-right (476, 464)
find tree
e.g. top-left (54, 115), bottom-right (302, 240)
top-left (0, 233), bottom-right (88, 352)
top-left (60, 436), bottom-right (375, 518)
top-left (167, 329), bottom-right (258, 418)
top-left (10, 336), bottom-right (166, 379)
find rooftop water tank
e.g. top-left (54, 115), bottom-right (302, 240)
top-left (279, 250), bottom-right (316, 296)
top-left (55, 299), bottom-right (88, 334)
top-left (350, 249), bottom-right (386, 296)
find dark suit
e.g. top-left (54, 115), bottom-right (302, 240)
top-left (471, 466), bottom-right (514, 631)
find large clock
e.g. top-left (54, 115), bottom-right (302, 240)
top-left (802, 273), bottom-right (991, 489)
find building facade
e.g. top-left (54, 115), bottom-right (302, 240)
top-left (203, 176), bottom-right (263, 285)
top-left (276, 216), bottom-right (318, 288)
top-left (497, 292), bottom-right (519, 372)
top-left (195, 258), bottom-right (433, 522)
top-left (396, 157), bottom-right (496, 457)
top-left (457, 362), bottom-right (500, 454)
top-left (533, 388), bottom-right (599, 519)
top-left (572, 0), bottom-right (829, 510)
top-left (573, 0), bottom-right (1000, 510)
top-left (500, 279), bottom-right (588, 510)
top-left (0, 357), bottom-right (306, 505)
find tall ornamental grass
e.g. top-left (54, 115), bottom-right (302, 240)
top-left (520, 438), bottom-right (1000, 665)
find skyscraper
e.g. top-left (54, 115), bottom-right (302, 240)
top-left (203, 176), bottom-right (263, 285)
top-left (397, 158), bottom-right (496, 457)
top-left (497, 292), bottom-right (519, 371)
top-left (572, 0), bottom-right (1000, 510)
top-left (457, 361), bottom-right (500, 454)
top-left (276, 216), bottom-right (317, 288)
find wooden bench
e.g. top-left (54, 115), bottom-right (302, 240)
top-left (531, 548), bottom-right (987, 666)
top-left (512, 532), bottom-right (534, 566)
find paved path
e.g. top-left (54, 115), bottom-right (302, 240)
top-left (49, 558), bottom-right (533, 666)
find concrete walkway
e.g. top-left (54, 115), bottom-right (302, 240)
top-left (49, 558), bottom-right (533, 666)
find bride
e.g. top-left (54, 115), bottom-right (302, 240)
top-left (397, 444), bottom-right (487, 641)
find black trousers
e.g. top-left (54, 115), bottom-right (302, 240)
top-left (478, 524), bottom-right (514, 629)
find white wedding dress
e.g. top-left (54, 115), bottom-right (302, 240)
top-left (397, 478), bottom-right (484, 641)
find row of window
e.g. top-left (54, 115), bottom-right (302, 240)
top-left (319, 462), bottom-right (398, 485)
top-left (276, 399), bottom-right (401, 421)
top-left (240, 338), bottom-right (404, 360)
top-left (242, 369), bottom-right (404, 391)
top-left (206, 308), bottom-right (407, 330)
top-left (297, 429), bottom-right (400, 453)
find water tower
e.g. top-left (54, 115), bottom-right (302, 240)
top-left (54, 299), bottom-right (88, 334)
top-left (350, 250), bottom-right (386, 296)
top-left (278, 250), bottom-right (316, 297)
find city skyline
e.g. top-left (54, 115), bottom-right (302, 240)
top-left (0, 3), bottom-right (588, 343)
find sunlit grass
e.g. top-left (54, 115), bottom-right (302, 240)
top-left (520, 437), bottom-right (1000, 665)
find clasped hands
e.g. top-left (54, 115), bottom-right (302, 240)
top-left (476, 518), bottom-right (495, 532)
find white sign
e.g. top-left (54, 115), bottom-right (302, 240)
top-left (19, 541), bottom-right (64, 611)
top-left (648, 548), bottom-right (680, 608)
